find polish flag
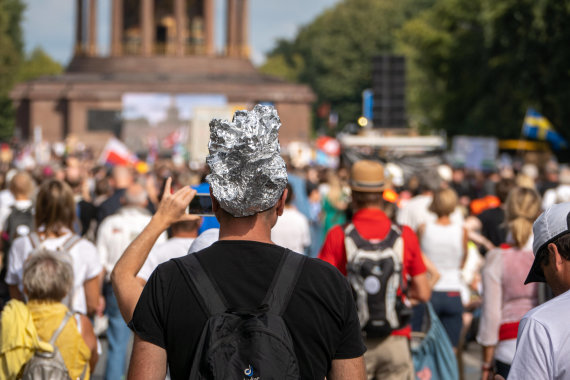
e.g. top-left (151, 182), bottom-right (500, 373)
top-left (99, 138), bottom-right (138, 166)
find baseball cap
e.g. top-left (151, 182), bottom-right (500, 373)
top-left (350, 160), bottom-right (385, 192)
top-left (525, 202), bottom-right (570, 284)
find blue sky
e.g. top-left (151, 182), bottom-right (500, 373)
top-left (22, 0), bottom-right (341, 66)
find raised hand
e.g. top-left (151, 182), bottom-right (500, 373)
top-left (153, 177), bottom-right (199, 228)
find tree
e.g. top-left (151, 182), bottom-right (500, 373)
top-left (261, 0), bottom-right (436, 131)
top-left (0, 1), bottom-right (63, 141)
top-left (0, 0), bottom-right (25, 140)
top-left (17, 47), bottom-right (63, 82)
top-left (398, 0), bottom-right (570, 141)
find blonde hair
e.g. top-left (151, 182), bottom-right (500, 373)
top-left (9, 171), bottom-right (34, 198)
top-left (23, 250), bottom-right (73, 302)
top-left (515, 174), bottom-right (536, 190)
top-left (505, 187), bottom-right (541, 248)
top-left (429, 188), bottom-right (458, 217)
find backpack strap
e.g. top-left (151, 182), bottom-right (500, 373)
top-left (174, 255), bottom-right (227, 316)
top-left (49, 311), bottom-right (73, 346)
top-left (28, 232), bottom-right (42, 249)
top-left (262, 250), bottom-right (305, 316)
top-left (344, 222), bottom-right (401, 251)
top-left (61, 234), bottom-right (82, 251)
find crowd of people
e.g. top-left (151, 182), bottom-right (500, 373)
top-left (0, 105), bottom-right (568, 379)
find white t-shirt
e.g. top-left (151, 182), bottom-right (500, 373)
top-left (0, 189), bottom-right (15, 230)
top-left (271, 207), bottom-right (311, 255)
top-left (509, 288), bottom-right (570, 379)
top-left (188, 228), bottom-right (219, 254)
top-left (5, 232), bottom-right (103, 314)
top-left (97, 207), bottom-right (167, 281)
top-left (137, 237), bottom-right (195, 281)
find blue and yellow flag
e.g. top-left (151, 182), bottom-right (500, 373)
top-left (522, 108), bottom-right (567, 150)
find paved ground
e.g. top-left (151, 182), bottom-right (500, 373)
top-left (92, 337), bottom-right (483, 380)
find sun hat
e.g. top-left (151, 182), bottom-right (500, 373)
top-left (525, 202), bottom-right (570, 284)
top-left (350, 160), bottom-right (385, 192)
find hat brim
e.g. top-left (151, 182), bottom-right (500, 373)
top-left (350, 181), bottom-right (386, 193)
top-left (524, 252), bottom-right (547, 284)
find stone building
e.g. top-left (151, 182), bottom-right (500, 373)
top-left (10, 0), bottom-right (315, 153)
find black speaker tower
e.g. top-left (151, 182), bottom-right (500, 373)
top-left (372, 55), bottom-right (406, 128)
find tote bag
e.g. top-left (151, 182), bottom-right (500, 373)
top-left (411, 302), bottom-right (459, 380)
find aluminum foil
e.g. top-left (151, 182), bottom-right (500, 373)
top-left (206, 104), bottom-right (288, 217)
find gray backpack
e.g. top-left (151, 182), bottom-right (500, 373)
top-left (20, 311), bottom-right (86, 380)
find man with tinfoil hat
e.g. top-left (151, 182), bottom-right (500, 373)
top-left (125, 105), bottom-right (366, 379)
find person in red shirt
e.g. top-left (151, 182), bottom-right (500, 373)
top-left (319, 160), bottom-right (431, 380)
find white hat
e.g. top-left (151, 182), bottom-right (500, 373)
top-left (525, 202), bottom-right (570, 284)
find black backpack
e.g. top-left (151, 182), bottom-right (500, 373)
top-left (174, 250), bottom-right (304, 380)
top-left (344, 223), bottom-right (412, 338)
top-left (4, 205), bottom-right (33, 244)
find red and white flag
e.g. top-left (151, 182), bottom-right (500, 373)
top-left (99, 138), bottom-right (138, 166)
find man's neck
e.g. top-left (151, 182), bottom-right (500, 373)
top-left (218, 215), bottom-right (273, 244)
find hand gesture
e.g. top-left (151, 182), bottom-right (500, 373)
top-left (153, 177), bottom-right (198, 228)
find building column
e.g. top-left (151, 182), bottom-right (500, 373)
top-left (204, 0), bottom-right (215, 55)
top-left (87, 0), bottom-right (97, 56)
top-left (174, 0), bottom-right (187, 56)
top-left (226, 0), bottom-right (238, 57)
top-left (141, 0), bottom-right (155, 56)
top-left (75, 0), bottom-right (84, 55)
top-left (238, 0), bottom-right (248, 58)
top-left (111, 0), bottom-right (123, 56)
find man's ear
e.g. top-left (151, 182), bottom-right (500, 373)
top-left (209, 188), bottom-right (220, 213)
top-left (548, 243), bottom-right (564, 269)
top-left (276, 188), bottom-right (288, 217)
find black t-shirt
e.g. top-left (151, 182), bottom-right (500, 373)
top-left (129, 240), bottom-right (366, 379)
top-left (477, 207), bottom-right (507, 253)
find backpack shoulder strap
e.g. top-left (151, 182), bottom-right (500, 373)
top-left (173, 255), bottom-right (227, 316)
top-left (62, 234), bottom-right (82, 251)
top-left (345, 222), bottom-right (401, 250)
top-left (49, 311), bottom-right (73, 346)
top-left (262, 250), bottom-right (305, 316)
top-left (28, 232), bottom-right (42, 249)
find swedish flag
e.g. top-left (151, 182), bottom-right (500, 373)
top-left (522, 108), bottom-right (568, 150)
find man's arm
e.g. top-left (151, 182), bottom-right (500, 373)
top-left (127, 335), bottom-right (167, 380)
top-left (328, 356), bottom-right (366, 380)
top-left (409, 273), bottom-right (431, 303)
top-left (111, 178), bottom-right (196, 323)
top-left (84, 272), bottom-right (103, 317)
top-left (402, 226), bottom-right (431, 302)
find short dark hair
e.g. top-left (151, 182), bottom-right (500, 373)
top-left (352, 190), bottom-right (383, 209)
top-left (496, 178), bottom-right (516, 203)
top-left (171, 219), bottom-right (201, 233)
top-left (539, 232), bottom-right (570, 266)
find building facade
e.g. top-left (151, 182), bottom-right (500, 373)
top-left (11, 0), bottom-right (315, 153)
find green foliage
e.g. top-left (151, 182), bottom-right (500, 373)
top-left (0, 0), bottom-right (24, 94)
top-left (17, 47), bottom-right (63, 82)
top-left (258, 40), bottom-right (304, 82)
top-left (261, 0), bottom-right (436, 130)
top-left (262, 0), bottom-right (570, 141)
top-left (0, 0), bottom-right (25, 140)
top-left (0, 1), bottom-right (62, 141)
top-left (399, 0), bottom-right (570, 140)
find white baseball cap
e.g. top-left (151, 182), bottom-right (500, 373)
top-left (525, 202), bottom-right (570, 284)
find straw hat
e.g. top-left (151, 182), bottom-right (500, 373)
top-left (350, 160), bottom-right (385, 192)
